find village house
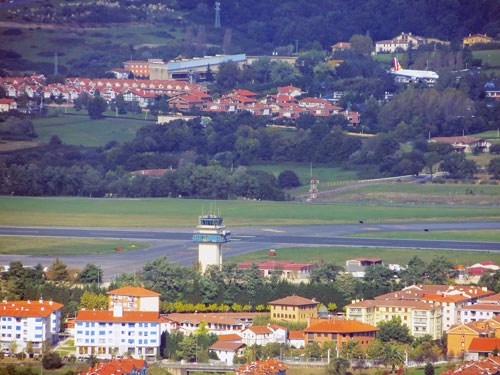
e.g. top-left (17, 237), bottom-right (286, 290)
top-left (269, 296), bottom-right (319, 324)
top-left (235, 359), bottom-right (287, 375)
top-left (331, 42), bottom-right (351, 54)
top-left (303, 318), bottom-right (379, 348)
top-left (484, 80), bottom-right (500, 101)
top-left (238, 261), bottom-right (314, 283)
top-left (459, 304), bottom-right (500, 324)
top-left (345, 258), bottom-right (383, 278)
top-left (82, 357), bottom-right (147, 375)
top-left (446, 319), bottom-right (498, 356)
top-left (288, 330), bottom-right (305, 348)
top-left (463, 34), bottom-right (493, 46)
top-left (441, 357), bottom-right (500, 375)
top-left (429, 136), bottom-right (491, 153)
top-left (209, 341), bottom-right (246, 365)
top-left (241, 324), bottom-right (287, 346)
top-left (0, 99), bottom-right (17, 112)
top-left (168, 94), bottom-right (204, 112)
top-left (467, 338), bottom-right (500, 360)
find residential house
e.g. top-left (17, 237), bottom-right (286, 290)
top-left (269, 296), bottom-right (319, 324)
top-left (304, 318), bottom-right (378, 348)
top-left (463, 34), bottom-right (493, 46)
top-left (238, 261), bottom-right (314, 283)
top-left (459, 304), bottom-right (500, 324)
top-left (288, 330), bottom-right (305, 348)
top-left (123, 89), bottom-right (156, 108)
top-left (0, 300), bottom-right (63, 353)
top-left (346, 299), bottom-right (443, 340)
top-left (0, 99), bottom-right (17, 112)
top-left (209, 341), bottom-right (246, 365)
top-left (441, 357), bottom-right (500, 375)
top-left (479, 293), bottom-right (500, 305)
top-left (74, 307), bottom-right (161, 360)
top-left (216, 333), bottom-right (242, 343)
top-left (429, 136), bottom-right (491, 153)
top-left (485, 80), bottom-right (500, 101)
top-left (446, 320), bottom-right (494, 356)
top-left (375, 39), bottom-right (410, 54)
top-left (107, 286), bottom-right (160, 313)
top-left (240, 103), bottom-right (272, 116)
top-left (241, 324), bottom-right (287, 346)
top-left (109, 68), bottom-right (131, 80)
top-left (331, 42), bottom-right (351, 53)
top-left (468, 262), bottom-right (500, 279)
top-left (82, 357), bottom-right (147, 375)
top-left (235, 359), bottom-right (287, 375)
top-left (339, 109), bottom-right (361, 126)
top-left (162, 312), bottom-right (261, 335)
top-left (421, 294), bottom-right (471, 331)
top-left (168, 94), bottom-right (204, 112)
top-left (467, 338), bottom-right (500, 360)
top-left (277, 86), bottom-right (302, 97)
top-left (345, 258), bottom-right (383, 278)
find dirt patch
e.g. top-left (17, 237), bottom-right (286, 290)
top-left (318, 191), bottom-right (500, 206)
top-left (0, 140), bottom-right (42, 152)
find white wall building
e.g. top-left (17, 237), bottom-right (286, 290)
top-left (0, 300), bottom-right (63, 353)
top-left (209, 341), bottom-right (246, 365)
top-left (74, 307), bottom-right (161, 361)
top-left (241, 325), bottom-right (287, 346)
top-left (459, 304), bottom-right (500, 324)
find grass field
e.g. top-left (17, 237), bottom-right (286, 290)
top-left (473, 50), bottom-right (500, 67)
top-left (319, 182), bottom-right (500, 206)
top-left (346, 230), bottom-right (500, 242)
top-left (0, 236), bottom-right (148, 255)
top-left (226, 245), bottom-right (500, 266)
top-left (32, 115), bottom-right (146, 147)
top-left (468, 153), bottom-right (498, 169)
top-left (472, 130), bottom-right (500, 139)
top-left (0, 197), bottom-right (499, 227)
top-left (250, 163), bottom-right (360, 185)
top-left (52, 108), bottom-right (157, 122)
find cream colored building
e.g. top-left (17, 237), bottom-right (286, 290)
top-left (269, 296), bottom-right (319, 324)
top-left (107, 286), bottom-right (160, 312)
top-left (346, 299), bottom-right (443, 339)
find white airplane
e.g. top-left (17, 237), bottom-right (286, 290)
top-left (390, 58), bottom-right (439, 82)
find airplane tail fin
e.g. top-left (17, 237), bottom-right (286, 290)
top-left (393, 57), bottom-right (402, 71)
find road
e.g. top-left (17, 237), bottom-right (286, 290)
top-left (1, 221), bottom-right (499, 280)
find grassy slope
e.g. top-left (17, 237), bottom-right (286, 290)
top-left (0, 197), bottom-right (499, 227)
top-left (32, 116), bottom-right (146, 147)
top-left (0, 236), bottom-right (149, 255)
top-left (226, 246), bottom-right (500, 266)
top-left (345, 230), bottom-right (500, 242)
top-left (250, 163), bottom-right (359, 185)
top-left (330, 183), bottom-right (500, 196)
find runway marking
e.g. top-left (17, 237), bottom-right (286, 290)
top-left (262, 229), bottom-right (285, 233)
top-left (187, 247), bottom-right (197, 250)
top-left (233, 235), bottom-right (256, 238)
top-left (363, 227), bottom-right (380, 231)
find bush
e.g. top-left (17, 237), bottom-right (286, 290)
top-left (278, 170), bottom-right (301, 189)
top-left (42, 352), bottom-right (63, 370)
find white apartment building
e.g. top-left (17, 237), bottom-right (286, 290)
top-left (75, 307), bottom-right (161, 361)
top-left (459, 304), bottom-right (500, 324)
top-left (107, 286), bottom-right (160, 313)
top-left (0, 300), bottom-right (63, 353)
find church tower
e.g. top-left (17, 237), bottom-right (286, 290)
top-left (193, 214), bottom-right (230, 273)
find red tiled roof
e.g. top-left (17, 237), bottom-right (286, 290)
top-left (468, 338), bottom-right (500, 352)
top-left (289, 331), bottom-right (305, 340)
top-left (107, 286), bottom-right (160, 297)
top-left (82, 357), bottom-right (146, 375)
top-left (209, 341), bottom-right (246, 351)
top-left (348, 299), bottom-right (441, 310)
top-left (217, 333), bottom-right (242, 341)
top-left (76, 310), bottom-right (161, 322)
top-left (304, 319), bottom-right (379, 333)
top-left (431, 136), bottom-right (483, 145)
top-left (0, 99), bottom-right (15, 104)
top-left (0, 300), bottom-right (63, 317)
top-left (269, 296), bottom-right (318, 306)
top-left (460, 304), bottom-right (500, 311)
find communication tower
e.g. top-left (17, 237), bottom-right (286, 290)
top-left (214, 2), bottom-right (221, 28)
top-left (54, 52), bottom-right (58, 76)
top-left (193, 213), bottom-right (230, 273)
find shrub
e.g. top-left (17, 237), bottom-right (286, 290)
top-left (42, 352), bottom-right (63, 370)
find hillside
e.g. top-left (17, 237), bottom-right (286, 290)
top-left (0, 0), bottom-right (499, 76)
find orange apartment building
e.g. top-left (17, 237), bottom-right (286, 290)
top-left (304, 318), bottom-right (378, 348)
top-left (269, 296), bottom-right (319, 324)
top-left (447, 317), bottom-right (500, 357)
top-left (107, 286), bottom-right (160, 312)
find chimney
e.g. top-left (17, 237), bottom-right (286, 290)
top-left (113, 305), bottom-right (123, 318)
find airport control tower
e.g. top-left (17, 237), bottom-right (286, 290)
top-left (193, 214), bottom-right (231, 273)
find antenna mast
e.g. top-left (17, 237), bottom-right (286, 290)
top-left (214, 2), bottom-right (221, 28)
top-left (54, 52), bottom-right (58, 76)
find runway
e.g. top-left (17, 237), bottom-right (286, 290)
top-left (1, 221), bottom-right (499, 280)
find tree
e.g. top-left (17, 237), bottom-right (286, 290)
top-left (488, 158), bottom-right (500, 179)
top-left (215, 61), bottom-right (241, 90)
top-left (48, 258), bottom-right (69, 282)
top-left (49, 135), bottom-right (62, 146)
top-left (25, 341), bottom-right (33, 356)
top-left (80, 291), bottom-right (107, 310)
top-left (383, 345), bottom-right (404, 373)
top-left (78, 264), bottom-right (103, 284)
top-left (223, 28), bottom-right (232, 53)
top-left (327, 357), bottom-right (350, 375)
top-left (278, 170), bottom-right (301, 189)
top-left (270, 61), bottom-right (297, 85)
top-left (400, 256), bottom-right (426, 286)
top-left (115, 94), bottom-right (127, 115)
top-left (88, 96), bottom-right (107, 120)
top-left (425, 362), bottom-right (435, 375)
top-left (378, 317), bottom-right (413, 344)
top-left (440, 153), bottom-right (477, 179)
top-left (490, 144), bottom-right (500, 155)
top-left (304, 342), bottom-right (323, 358)
top-left (42, 352), bottom-right (63, 370)
top-left (9, 340), bottom-right (17, 355)
top-left (349, 34), bottom-right (373, 54)
top-left (425, 256), bottom-right (454, 284)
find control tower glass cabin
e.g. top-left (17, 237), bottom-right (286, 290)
top-left (193, 215), bottom-right (231, 272)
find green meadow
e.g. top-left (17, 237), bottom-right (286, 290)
top-left (226, 246), bottom-right (500, 266)
top-left (32, 115), bottom-right (147, 147)
top-left (0, 236), bottom-right (148, 255)
top-left (0, 197), bottom-right (498, 227)
top-left (346, 230), bottom-right (500, 242)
